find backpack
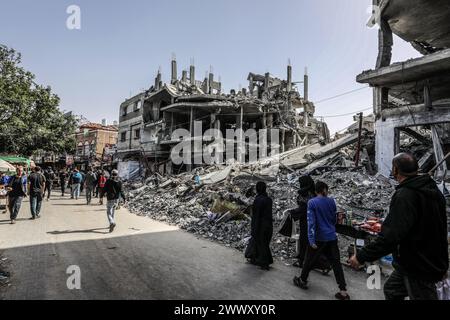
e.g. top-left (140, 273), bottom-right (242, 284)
top-left (99, 176), bottom-right (107, 188)
top-left (72, 173), bottom-right (82, 184)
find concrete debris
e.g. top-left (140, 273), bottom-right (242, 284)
top-left (126, 160), bottom-right (395, 260)
top-left (199, 166), bottom-right (233, 185)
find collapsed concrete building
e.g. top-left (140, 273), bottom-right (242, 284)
top-left (358, 0), bottom-right (450, 178)
top-left (117, 58), bottom-right (330, 177)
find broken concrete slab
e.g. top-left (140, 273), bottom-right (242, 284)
top-left (200, 166), bottom-right (233, 185)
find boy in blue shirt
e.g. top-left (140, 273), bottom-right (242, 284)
top-left (294, 181), bottom-right (350, 300)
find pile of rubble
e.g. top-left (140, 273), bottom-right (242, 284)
top-left (126, 163), bottom-right (395, 261)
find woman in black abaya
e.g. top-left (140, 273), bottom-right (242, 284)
top-left (250, 182), bottom-right (274, 270)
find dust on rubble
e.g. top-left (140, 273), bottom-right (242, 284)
top-left (125, 166), bottom-right (395, 262)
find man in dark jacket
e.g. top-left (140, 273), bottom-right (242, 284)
top-left (103, 170), bottom-right (126, 233)
top-left (350, 153), bottom-right (449, 300)
top-left (59, 169), bottom-right (67, 197)
top-left (84, 168), bottom-right (97, 205)
top-left (250, 181), bottom-right (274, 270)
top-left (28, 166), bottom-right (46, 219)
top-left (7, 166), bottom-right (27, 224)
top-left (43, 167), bottom-right (55, 201)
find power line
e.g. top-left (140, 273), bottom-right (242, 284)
top-left (315, 86), bottom-right (370, 104)
top-left (316, 107), bottom-right (372, 118)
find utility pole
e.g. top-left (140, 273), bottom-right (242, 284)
top-left (355, 112), bottom-right (364, 167)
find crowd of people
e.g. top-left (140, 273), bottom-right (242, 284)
top-left (248, 153), bottom-right (448, 300)
top-left (1, 152), bottom-right (448, 300)
top-left (1, 166), bottom-right (126, 233)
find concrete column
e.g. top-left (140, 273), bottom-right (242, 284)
top-left (249, 75), bottom-right (254, 95)
top-left (262, 111), bottom-right (267, 129)
top-left (287, 64), bottom-right (292, 92)
top-left (190, 65), bottom-right (195, 86)
top-left (171, 59), bottom-right (177, 83)
top-left (203, 76), bottom-right (209, 94)
top-left (304, 68), bottom-right (309, 101)
top-left (375, 119), bottom-right (396, 176)
top-left (155, 71), bottom-right (162, 90)
top-left (239, 106), bottom-right (244, 163)
top-left (208, 73), bottom-right (214, 94)
top-left (424, 85), bottom-right (432, 110)
top-left (264, 73), bottom-right (270, 93)
top-left (187, 107), bottom-right (195, 171)
top-left (267, 113), bottom-right (274, 129)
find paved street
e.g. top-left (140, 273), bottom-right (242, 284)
top-left (0, 194), bottom-right (383, 300)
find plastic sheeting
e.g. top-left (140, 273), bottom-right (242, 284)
top-left (118, 161), bottom-right (142, 181)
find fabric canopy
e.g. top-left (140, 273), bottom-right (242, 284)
top-left (0, 159), bottom-right (16, 173)
top-left (0, 156), bottom-right (31, 167)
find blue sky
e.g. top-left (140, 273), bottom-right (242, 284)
top-left (0, 0), bottom-right (420, 133)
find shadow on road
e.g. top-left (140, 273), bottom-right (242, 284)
top-left (52, 203), bottom-right (89, 207)
top-left (0, 219), bottom-right (30, 225)
top-left (47, 228), bottom-right (110, 235)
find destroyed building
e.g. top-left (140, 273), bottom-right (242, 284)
top-left (116, 58), bottom-right (330, 177)
top-left (358, 0), bottom-right (450, 179)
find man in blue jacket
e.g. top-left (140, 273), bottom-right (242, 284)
top-left (71, 169), bottom-right (82, 200)
top-left (294, 181), bottom-right (350, 300)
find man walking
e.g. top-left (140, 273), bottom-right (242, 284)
top-left (71, 169), bottom-right (82, 200)
top-left (350, 153), bottom-right (448, 300)
top-left (59, 168), bottom-right (67, 197)
top-left (28, 166), bottom-right (46, 219)
top-left (6, 166), bottom-right (27, 224)
top-left (43, 167), bottom-right (55, 201)
top-left (103, 170), bottom-right (126, 233)
top-left (79, 170), bottom-right (86, 194)
top-left (84, 168), bottom-right (97, 205)
top-left (98, 171), bottom-right (107, 205)
top-left (294, 181), bottom-right (350, 300)
top-left (94, 170), bottom-right (102, 198)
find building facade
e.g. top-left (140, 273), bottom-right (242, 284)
top-left (117, 93), bottom-right (145, 160)
top-left (75, 123), bottom-right (118, 168)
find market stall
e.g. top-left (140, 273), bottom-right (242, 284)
top-left (0, 156), bottom-right (33, 173)
top-left (0, 159), bottom-right (16, 212)
top-left (335, 209), bottom-right (390, 269)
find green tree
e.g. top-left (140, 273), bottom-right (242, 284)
top-left (0, 44), bottom-right (78, 156)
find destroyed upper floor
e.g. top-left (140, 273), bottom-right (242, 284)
top-left (118, 59), bottom-right (330, 158)
top-left (376, 0), bottom-right (450, 54)
top-left (358, 0), bottom-right (450, 107)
